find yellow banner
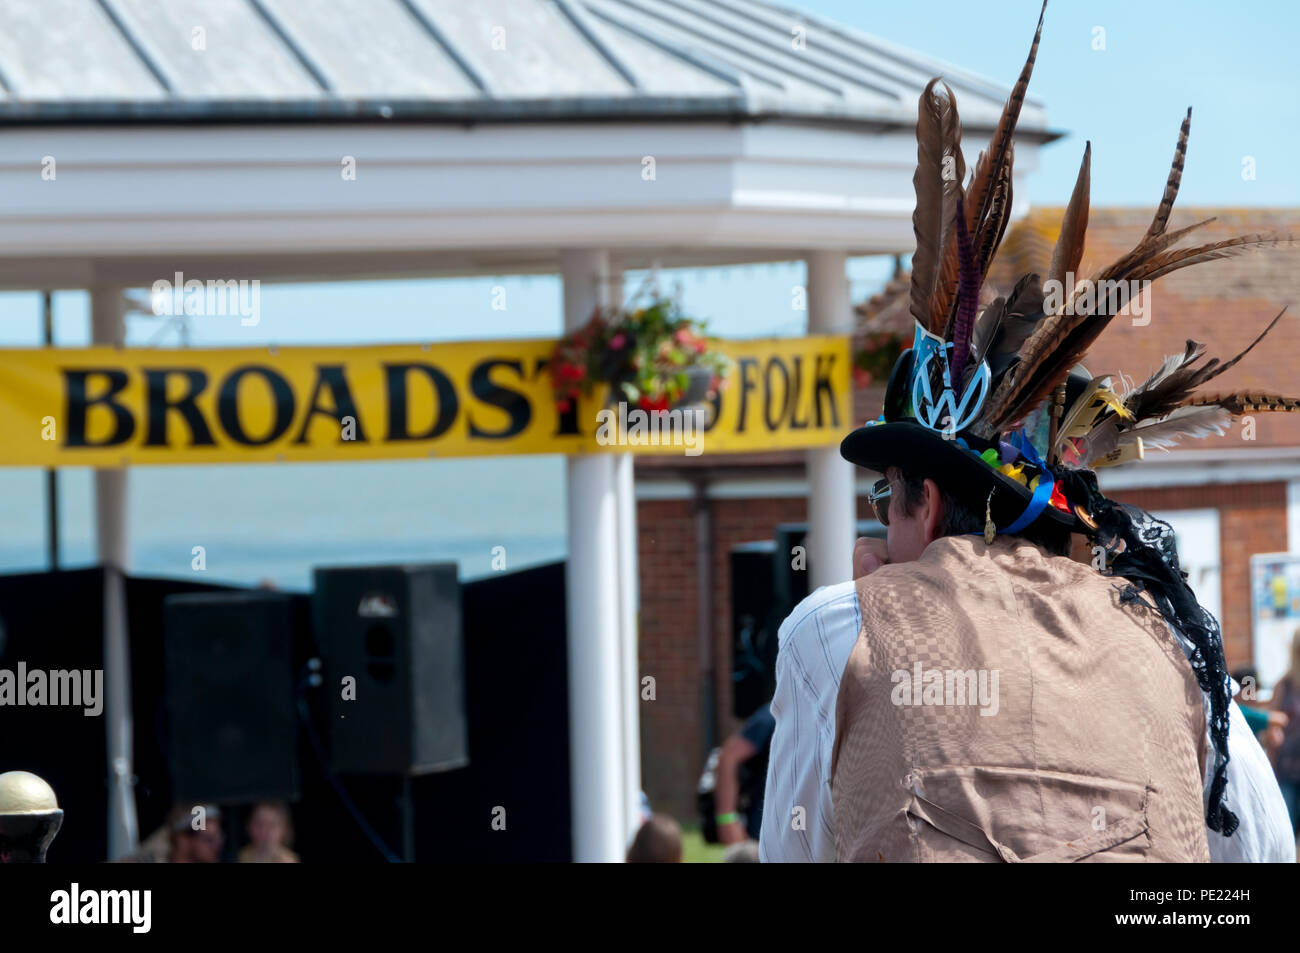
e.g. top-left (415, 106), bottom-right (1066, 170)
top-left (0, 336), bottom-right (850, 467)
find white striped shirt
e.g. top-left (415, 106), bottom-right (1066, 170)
top-left (759, 580), bottom-right (1295, 863)
top-left (758, 581), bottom-right (858, 863)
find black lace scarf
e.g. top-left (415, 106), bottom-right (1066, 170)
top-left (1055, 468), bottom-right (1239, 836)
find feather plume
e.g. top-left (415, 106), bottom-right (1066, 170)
top-left (1047, 143), bottom-right (1090, 295)
top-left (1178, 391), bottom-right (1300, 415)
top-left (975, 110), bottom-right (1285, 435)
top-left (1121, 340), bottom-right (1208, 422)
top-left (1135, 234), bottom-right (1290, 283)
top-left (909, 79), bottom-right (965, 334)
top-left (969, 295), bottom-right (1006, 368)
top-left (951, 197), bottom-right (980, 388)
top-left (1122, 309), bottom-right (1288, 422)
top-left (932, 0), bottom-right (1044, 335)
top-left (966, 2), bottom-right (1044, 259)
top-left (972, 273), bottom-right (1045, 383)
top-left (1076, 418), bottom-right (1119, 465)
top-left (1145, 108), bottom-right (1191, 244)
top-left (1114, 404), bottom-right (1233, 452)
top-left (1056, 375), bottom-right (1130, 451)
top-left (1076, 111), bottom-right (1196, 291)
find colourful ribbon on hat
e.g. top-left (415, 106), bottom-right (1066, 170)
top-left (1000, 429), bottom-right (1055, 535)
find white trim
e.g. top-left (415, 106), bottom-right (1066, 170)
top-left (1095, 447), bottom-right (1300, 490)
top-left (0, 123), bottom-right (1044, 285)
top-left (1150, 507), bottom-right (1221, 625)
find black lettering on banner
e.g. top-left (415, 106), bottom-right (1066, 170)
top-left (218, 365), bottom-right (295, 446)
top-left (294, 364), bottom-right (367, 444)
top-left (468, 359), bottom-right (530, 439)
top-left (814, 353), bottom-right (839, 428)
top-left (787, 355), bottom-right (809, 430)
top-left (763, 357), bottom-right (790, 432)
top-left (383, 363), bottom-right (458, 441)
top-left (734, 358), bottom-right (760, 433)
top-left (64, 368), bottom-right (134, 447)
top-left (703, 388), bottom-right (722, 433)
top-left (534, 357), bottom-right (579, 437)
top-left (144, 368), bottom-right (214, 447)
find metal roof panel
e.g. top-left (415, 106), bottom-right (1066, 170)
top-left (0, 0), bottom-right (1053, 133)
top-left (112, 0), bottom-right (323, 98)
top-left (0, 0), bottom-right (165, 100)
top-left (261, 0), bottom-right (481, 98)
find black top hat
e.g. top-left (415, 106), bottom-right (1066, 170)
top-left (840, 335), bottom-right (1079, 535)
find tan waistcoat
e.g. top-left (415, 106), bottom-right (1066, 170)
top-left (832, 535), bottom-right (1210, 863)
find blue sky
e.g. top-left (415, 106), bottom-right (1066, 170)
top-left (808, 0), bottom-right (1300, 208)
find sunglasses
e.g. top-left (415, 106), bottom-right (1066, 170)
top-left (868, 477), bottom-right (892, 526)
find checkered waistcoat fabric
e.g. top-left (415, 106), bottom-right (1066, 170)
top-left (831, 535), bottom-right (1211, 863)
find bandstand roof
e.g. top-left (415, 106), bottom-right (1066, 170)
top-left (0, 0), bottom-right (1059, 287)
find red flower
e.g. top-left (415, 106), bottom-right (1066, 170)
top-left (853, 367), bottom-right (873, 389)
top-left (556, 399), bottom-right (571, 413)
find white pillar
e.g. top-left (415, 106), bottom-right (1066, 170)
top-left (560, 250), bottom-right (625, 862)
top-left (607, 268), bottom-right (643, 843)
top-left (90, 286), bottom-right (138, 860)
top-left (805, 251), bottom-right (856, 590)
top-left (615, 452), bottom-right (642, 841)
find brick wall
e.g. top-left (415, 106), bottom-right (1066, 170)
top-left (1106, 481), bottom-right (1288, 669)
top-left (636, 478), bottom-right (1290, 823)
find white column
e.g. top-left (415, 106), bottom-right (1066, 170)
top-left (805, 251), bottom-right (856, 589)
top-left (607, 268), bottom-right (643, 843)
top-left (560, 250), bottom-right (625, 862)
top-left (90, 286), bottom-right (138, 860)
top-left (615, 452), bottom-right (641, 840)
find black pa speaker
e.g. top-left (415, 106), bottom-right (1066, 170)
top-left (313, 563), bottom-right (468, 776)
top-left (162, 591), bottom-right (302, 803)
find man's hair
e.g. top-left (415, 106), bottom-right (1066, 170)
top-left (626, 814), bottom-right (682, 863)
top-left (895, 468), bottom-right (1072, 556)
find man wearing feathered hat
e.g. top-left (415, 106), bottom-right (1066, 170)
top-left (760, 2), bottom-right (1296, 863)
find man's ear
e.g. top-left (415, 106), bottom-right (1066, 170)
top-left (922, 478), bottom-right (946, 542)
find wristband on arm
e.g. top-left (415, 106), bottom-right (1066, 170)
top-left (715, 812), bottom-right (738, 825)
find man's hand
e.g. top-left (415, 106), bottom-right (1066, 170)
top-left (717, 820), bottom-right (747, 845)
top-left (853, 537), bottom-right (889, 579)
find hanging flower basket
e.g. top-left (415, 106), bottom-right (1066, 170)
top-left (547, 298), bottom-right (730, 414)
top-left (853, 329), bottom-right (907, 389)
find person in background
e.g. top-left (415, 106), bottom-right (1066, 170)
top-left (1270, 630), bottom-right (1300, 833)
top-left (120, 802), bottom-right (223, 863)
top-left (723, 841), bottom-right (760, 863)
top-left (713, 703), bottom-right (774, 845)
top-left (625, 814), bottom-right (682, 863)
top-left (168, 803), bottom-right (224, 863)
top-left (1232, 666), bottom-right (1287, 757)
top-left (238, 800), bottom-right (300, 863)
